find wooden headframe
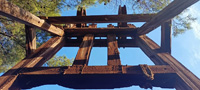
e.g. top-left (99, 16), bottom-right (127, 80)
top-left (0, 0), bottom-right (200, 90)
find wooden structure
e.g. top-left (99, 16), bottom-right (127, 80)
top-left (0, 0), bottom-right (200, 90)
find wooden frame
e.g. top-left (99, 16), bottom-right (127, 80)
top-left (0, 36), bottom-right (65, 90)
top-left (25, 25), bottom-right (36, 57)
top-left (0, 0), bottom-right (64, 36)
top-left (13, 65), bottom-right (176, 89)
top-left (137, 35), bottom-right (200, 89)
top-left (0, 0), bottom-right (200, 90)
top-left (137, 0), bottom-right (199, 35)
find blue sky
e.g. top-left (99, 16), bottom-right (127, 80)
top-left (6, 1), bottom-right (200, 90)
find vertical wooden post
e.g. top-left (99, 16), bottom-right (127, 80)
top-left (73, 34), bottom-right (94, 66)
top-left (76, 7), bottom-right (87, 40)
top-left (118, 5), bottom-right (127, 42)
top-left (25, 25), bottom-right (36, 57)
top-left (161, 20), bottom-right (171, 54)
top-left (73, 24), bottom-right (96, 66)
top-left (118, 5), bottom-right (127, 27)
top-left (76, 7), bottom-right (86, 27)
top-left (107, 34), bottom-right (121, 65)
top-left (107, 24), bottom-right (121, 65)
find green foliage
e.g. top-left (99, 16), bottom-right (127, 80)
top-left (0, 0), bottom-right (68, 73)
top-left (44, 55), bottom-right (74, 67)
top-left (65, 0), bottom-right (110, 9)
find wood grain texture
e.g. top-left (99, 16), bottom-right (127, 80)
top-left (73, 34), bottom-right (94, 65)
top-left (0, 0), bottom-right (64, 36)
top-left (43, 14), bottom-right (155, 24)
top-left (0, 36), bottom-right (65, 90)
top-left (137, 0), bottom-right (199, 35)
top-left (107, 34), bottom-right (121, 65)
top-left (161, 20), bottom-right (171, 54)
top-left (17, 65), bottom-right (176, 89)
top-left (64, 39), bottom-right (138, 47)
top-left (64, 27), bottom-right (137, 37)
top-left (137, 35), bottom-right (200, 90)
top-left (25, 25), bottom-right (36, 57)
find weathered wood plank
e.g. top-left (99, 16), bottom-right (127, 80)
top-left (21, 65), bottom-right (175, 75)
top-left (137, 0), bottom-right (199, 35)
top-left (118, 5), bottom-right (127, 27)
top-left (0, 36), bottom-right (65, 90)
top-left (118, 5), bottom-right (127, 41)
top-left (0, 0), bottom-right (64, 36)
top-left (25, 25), bottom-right (36, 57)
top-left (73, 34), bottom-right (94, 65)
top-left (64, 27), bottom-right (137, 37)
top-left (16, 65), bottom-right (176, 89)
top-left (107, 34), bottom-right (121, 65)
top-left (64, 39), bottom-right (138, 47)
top-left (137, 35), bottom-right (200, 90)
top-left (161, 20), bottom-right (171, 54)
top-left (42, 14), bottom-right (155, 24)
top-left (76, 7), bottom-right (87, 27)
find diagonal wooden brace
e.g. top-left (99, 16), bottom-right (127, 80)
top-left (0, 36), bottom-right (65, 90)
top-left (0, 0), bottom-right (64, 36)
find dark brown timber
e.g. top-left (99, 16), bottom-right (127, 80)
top-left (161, 20), bottom-right (171, 54)
top-left (76, 7), bottom-right (87, 27)
top-left (41, 14), bottom-right (155, 24)
top-left (0, 0), bottom-right (64, 36)
top-left (25, 25), bottom-right (36, 57)
top-left (16, 65), bottom-right (176, 89)
top-left (118, 5), bottom-right (127, 27)
top-left (64, 39), bottom-right (138, 47)
top-left (73, 34), bottom-right (94, 65)
top-left (137, 35), bottom-right (200, 90)
top-left (118, 5), bottom-right (128, 41)
top-left (20, 65), bottom-right (175, 75)
top-left (0, 36), bottom-right (65, 90)
top-left (137, 0), bottom-right (199, 35)
top-left (107, 34), bottom-right (121, 65)
top-left (64, 27), bottom-right (137, 37)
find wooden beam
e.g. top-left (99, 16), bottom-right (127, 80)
top-left (42, 14), bottom-right (155, 24)
top-left (137, 35), bottom-right (200, 90)
top-left (21, 65), bottom-right (175, 75)
top-left (118, 5), bottom-right (128, 41)
top-left (73, 34), bottom-right (94, 65)
top-left (64, 39), bottom-right (138, 47)
top-left (76, 7), bottom-right (87, 27)
top-left (137, 0), bottom-right (199, 35)
top-left (118, 5), bottom-right (127, 27)
top-left (0, 36), bottom-right (65, 90)
top-left (64, 27), bottom-right (137, 37)
top-left (107, 34), bottom-right (121, 65)
top-left (161, 20), bottom-right (171, 54)
top-left (16, 65), bottom-right (176, 89)
top-left (0, 0), bottom-right (64, 36)
top-left (25, 25), bottom-right (36, 57)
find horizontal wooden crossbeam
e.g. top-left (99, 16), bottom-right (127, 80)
top-left (64, 27), bottom-right (137, 37)
top-left (16, 65), bottom-right (176, 89)
top-left (0, 0), bottom-right (64, 36)
top-left (40, 14), bottom-right (156, 24)
top-left (137, 0), bottom-right (198, 35)
top-left (20, 65), bottom-right (175, 75)
top-left (65, 39), bottom-right (137, 47)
